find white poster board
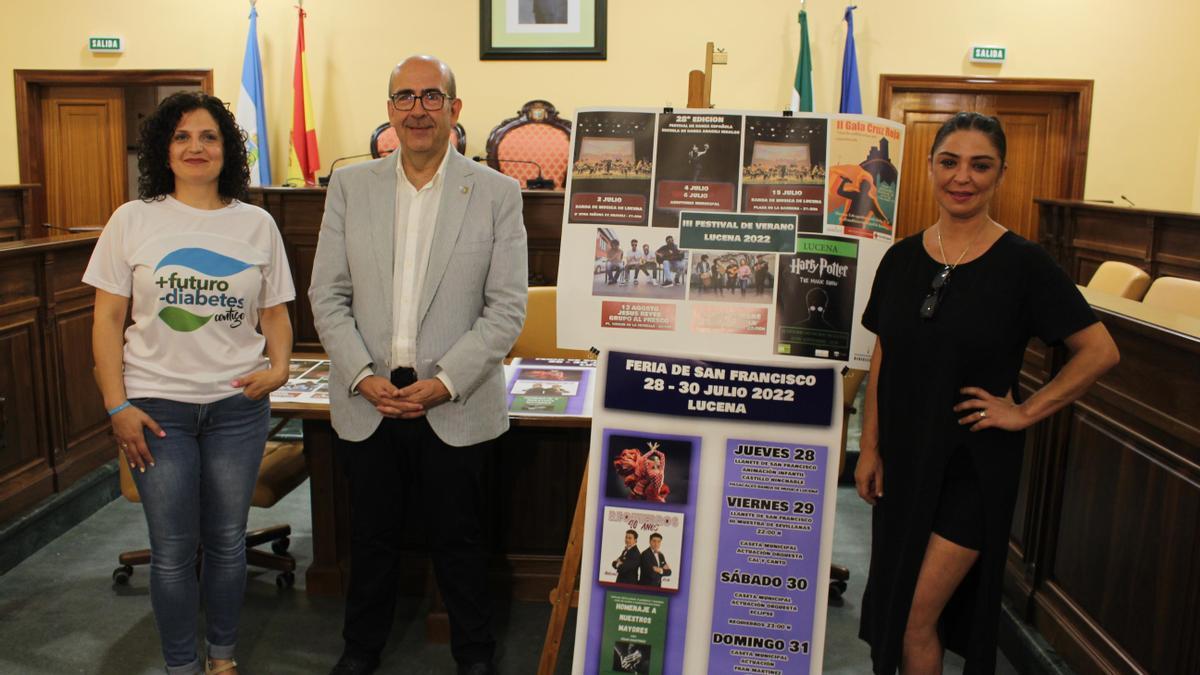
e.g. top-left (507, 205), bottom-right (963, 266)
top-left (555, 108), bottom-right (905, 369)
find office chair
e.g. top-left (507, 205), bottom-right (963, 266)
top-left (508, 287), bottom-right (594, 360)
top-left (370, 122), bottom-right (467, 158)
top-left (1086, 261), bottom-right (1151, 300)
top-left (1142, 276), bottom-right (1200, 317)
top-left (485, 100), bottom-right (572, 189)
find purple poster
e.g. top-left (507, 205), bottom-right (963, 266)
top-left (709, 438), bottom-right (829, 673)
top-left (505, 366), bottom-right (592, 416)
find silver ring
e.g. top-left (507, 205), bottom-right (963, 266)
top-left (978, 410), bottom-right (987, 419)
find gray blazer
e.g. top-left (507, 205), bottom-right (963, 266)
top-left (308, 149), bottom-right (528, 445)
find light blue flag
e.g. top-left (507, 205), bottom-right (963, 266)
top-left (236, 4), bottom-right (272, 185)
top-left (839, 5), bottom-right (863, 114)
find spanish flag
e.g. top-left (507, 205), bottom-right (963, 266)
top-left (287, 4), bottom-right (320, 186)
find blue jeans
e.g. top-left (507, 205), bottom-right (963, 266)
top-left (130, 393), bottom-right (270, 674)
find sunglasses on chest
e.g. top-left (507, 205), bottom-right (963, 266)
top-left (920, 265), bottom-right (952, 320)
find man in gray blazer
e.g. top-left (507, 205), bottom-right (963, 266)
top-left (309, 55), bottom-right (527, 675)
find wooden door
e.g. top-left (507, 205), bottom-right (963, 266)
top-left (881, 77), bottom-right (1092, 242)
top-left (41, 87), bottom-right (126, 229)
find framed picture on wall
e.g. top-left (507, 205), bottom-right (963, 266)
top-left (480, 0), bottom-right (607, 60)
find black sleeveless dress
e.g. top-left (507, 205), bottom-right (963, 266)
top-left (858, 230), bottom-right (1096, 674)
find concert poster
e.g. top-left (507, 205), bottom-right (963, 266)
top-left (775, 236), bottom-right (859, 361)
top-left (569, 111), bottom-right (657, 226)
top-left (741, 116), bottom-right (828, 234)
top-left (651, 113), bottom-right (742, 228)
top-left (604, 431), bottom-right (694, 504)
top-left (824, 119), bottom-right (903, 240)
top-left (597, 505), bottom-right (685, 592)
top-left (685, 251), bottom-right (776, 305)
top-left (592, 227), bottom-right (689, 301)
top-left (556, 107), bottom-right (905, 371)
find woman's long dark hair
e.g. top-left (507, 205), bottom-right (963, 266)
top-left (137, 91), bottom-right (250, 202)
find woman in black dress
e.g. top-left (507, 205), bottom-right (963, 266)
top-left (855, 112), bottom-right (1120, 674)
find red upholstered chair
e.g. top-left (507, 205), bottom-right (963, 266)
top-left (370, 122), bottom-right (467, 158)
top-left (371, 123), bottom-right (399, 158)
top-left (485, 100), bottom-right (572, 189)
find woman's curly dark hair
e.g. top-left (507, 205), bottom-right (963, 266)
top-left (137, 91), bottom-right (251, 202)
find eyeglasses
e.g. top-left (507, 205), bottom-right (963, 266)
top-left (388, 89), bottom-right (451, 111)
top-left (919, 265), bottom-right (952, 319)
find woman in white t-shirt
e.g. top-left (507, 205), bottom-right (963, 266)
top-left (84, 92), bottom-right (294, 675)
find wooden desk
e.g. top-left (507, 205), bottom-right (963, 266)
top-left (0, 184), bottom-right (37, 242)
top-left (1007, 288), bottom-right (1200, 674)
top-left (1037, 198), bottom-right (1200, 284)
top-left (247, 187), bottom-right (566, 353)
top-left (271, 396), bottom-right (590, 599)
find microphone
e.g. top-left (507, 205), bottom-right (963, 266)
top-left (1120, 195), bottom-right (1136, 207)
top-left (318, 153), bottom-right (374, 186)
top-left (472, 155), bottom-right (555, 190)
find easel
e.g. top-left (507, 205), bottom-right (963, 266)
top-left (537, 462), bottom-right (589, 674)
top-left (686, 41), bottom-right (728, 108)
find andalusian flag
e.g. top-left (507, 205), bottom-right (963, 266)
top-left (791, 10), bottom-right (814, 113)
top-left (236, 2), bottom-right (271, 186)
top-left (287, 4), bottom-right (320, 186)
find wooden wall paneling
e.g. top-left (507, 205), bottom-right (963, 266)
top-left (493, 423), bottom-right (588, 556)
top-left (0, 311), bottom-right (54, 524)
top-left (1088, 322), bottom-right (1200, 453)
top-left (45, 246), bottom-right (111, 489)
top-left (1154, 215), bottom-right (1200, 282)
top-left (255, 188), bottom-right (325, 353)
top-left (1188, 528), bottom-right (1200, 675)
top-left (1007, 339), bottom-right (1067, 612)
top-left (289, 242), bottom-right (319, 352)
top-left (1037, 202), bottom-right (1070, 264)
top-left (1033, 581), bottom-right (1144, 675)
top-left (1015, 298), bottom-right (1200, 675)
top-left (1047, 407), bottom-right (1196, 673)
top-left (1073, 210), bottom-right (1151, 269)
top-left (0, 250), bottom-right (53, 523)
top-left (522, 190), bottom-right (567, 285)
top-left (491, 421), bottom-right (588, 600)
top-left (278, 190), bottom-right (323, 352)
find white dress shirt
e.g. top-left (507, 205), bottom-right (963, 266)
top-left (351, 145), bottom-right (457, 398)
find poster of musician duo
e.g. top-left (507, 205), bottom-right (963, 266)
top-left (558, 107), bottom-right (904, 369)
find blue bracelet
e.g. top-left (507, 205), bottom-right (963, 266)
top-left (107, 401), bottom-right (132, 416)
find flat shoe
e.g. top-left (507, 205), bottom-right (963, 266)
top-left (206, 659), bottom-right (238, 675)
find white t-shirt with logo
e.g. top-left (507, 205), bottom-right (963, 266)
top-left (83, 196), bottom-right (295, 403)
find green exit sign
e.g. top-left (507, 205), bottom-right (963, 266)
top-left (970, 45), bottom-right (1006, 63)
top-left (88, 36), bottom-right (124, 53)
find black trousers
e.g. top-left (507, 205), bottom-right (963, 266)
top-left (337, 367), bottom-right (494, 666)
